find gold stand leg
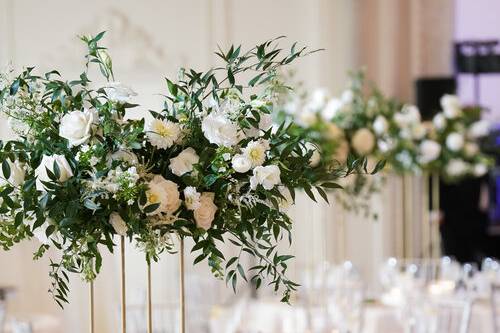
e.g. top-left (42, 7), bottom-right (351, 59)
top-left (431, 173), bottom-right (441, 259)
top-left (147, 262), bottom-right (153, 333)
top-left (120, 236), bottom-right (127, 333)
top-left (89, 280), bottom-right (95, 333)
top-left (422, 172), bottom-right (430, 259)
top-left (179, 237), bottom-right (186, 333)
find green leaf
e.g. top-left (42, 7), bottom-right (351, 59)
top-left (2, 159), bottom-right (11, 180)
top-left (143, 203), bottom-right (160, 214)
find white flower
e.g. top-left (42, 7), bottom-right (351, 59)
top-left (378, 138), bottom-right (395, 153)
top-left (440, 94), bottom-right (462, 119)
top-left (298, 109), bottom-right (317, 127)
top-left (433, 113), bottom-right (447, 130)
top-left (341, 89), bottom-right (354, 104)
top-left (245, 113), bottom-right (273, 137)
top-left (473, 164), bottom-right (488, 177)
top-left (0, 159), bottom-right (25, 187)
top-left (446, 133), bottom-right (465, 152)
top-left (464, 142), bottom-right (479, 157)
top-left (108, 150), bottom-right (139, 166)
top-left (242, 139), bottom-right (270, 168)
top-left (373, 116), bottom-right (389, 135)
top-left (231, 154), bottom-right (252, 173)
top-left (411, 123), bottom-right (426, 140)
top-left (109, 212), bottom-right (128, 236)
top-left (145, 119), bottom-right (181, 149)
top-left (351, 128), bottom-right (375, 155)
top-left (468, 120), bottom-right (490, 139)
top-left (145, 175), bottom-right (181, 215)
top-left (250, 165), bottom-right (281, 190)
top-left (325, 123), bottom-right (344, 140)
top-left (35, 154), bottom-right (73, 191)
top-left (169, 147), bottom-right (199, 176)
top-left (307, 88), bottom-right (329, 111)
top-left (321, 98), bottom-right (342, 121)
top-left (419, 140), bottom-right (441, 164)
top-left (183, 186), bottom-right (201, 210)
top-left (104, 82), bottom-right (137, 103)
top-left (194, 192), bottom-right (217, 230)
top-left (446, 159), bottom-right (468, 177)
top-left (59, 109), bottom-right (96, 147)
top-left (396, 105), bottom-right (421, 127)
top-left (202, 111), bottom-right (239, 147)
top-left (304, 142), bottom-right (321, 167)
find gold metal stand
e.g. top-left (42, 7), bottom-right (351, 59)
top-left (89, 280), bottom-right (95, 333)
top-left (147, 262), bottom-right (153, 333)
top-left (179, 237), bottom-right (186, 333)
top-left (120, 236), bottom-right (127, 333)
top-left (431, 173), bottom-right (441, 258)
top-left (421, 172), bottom-right (430, 259)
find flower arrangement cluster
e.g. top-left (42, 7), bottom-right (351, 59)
top-left (0, 33), bottom-right (359, 305)
top-left (275, 71), bottom-right (493, 215)
top-left (417, 95), bottom-right (492, 181)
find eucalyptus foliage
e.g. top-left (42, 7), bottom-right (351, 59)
top-left (0, 32), bottom-right (361, 306)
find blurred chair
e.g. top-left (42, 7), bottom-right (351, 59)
top-left (492, 284), bottom-right (500, 333)
top-left (428, 298), bottom-right (472, 333)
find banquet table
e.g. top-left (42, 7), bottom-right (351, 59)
top-left (209, 298), bottom-right (495, 333)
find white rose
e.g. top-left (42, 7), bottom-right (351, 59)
top-left (446, 159), bottom-right (468, 177)
top-left (373, 116), bottom-right (389, 135)
top-left (308, 88), bottom-right (329, 111)
top-left (433, 113), bottom-right (447, 130)
top-left (464, 142), bottom-right (479, 157)
top-left (321, 98), bottom-right (342, 121)
top-left (104, 82), bottom-right (137, 103)
top-left (194, 192), bottom-right (217, 230)
top-left (418, 140), bottom-right (441, 164)
top-left (351, 128), bottom-right (375, 155)
top-left (35, 154), bottom-right (73, 191)
top-left (202, 111), bottom-right (240, 147)
top-left (405, 105), bottom-right (421, 124)
top-left (304, 142), bottom-right (321, 167)
top-left (468, 120), bottom-right (490, 139)
top-left (242, 139), bottom-right (270, 168)
top-left (109, 212), bottom-right (128, 236)
top-left (440, 94), bottom-right (462, 119)
top-left (0, 159), bottom-right (25, 187)
top-left (145, 119), bottom-right (181, 149)
top-left (250, 165), bottom-right (281, 190)
top-left (325, 123), bottom-right (344, 140)
top-left (145, 175), bottom-right (181, 215)
top-left (184, 186), bottom-right (201, 210)
top-left (231, 154), bottom-right (252, 173)
top-left (446, 133), bottom-right (465, 152)
top-left (59, 109), bottom-right (96, 147)
top-left (169, 147), bottom-right (199, 176)
top-left (473, 164), bottom-right (488, 177)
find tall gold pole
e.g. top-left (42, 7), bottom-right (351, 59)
top-left (399, 175), bottom-right (407, 258)
top-left (422, 172), bottom-right (430, 259)
top-left (89, 280), bottom-right (95, 333)
top-left (120, 236), bottom-right (126, 333)
top-left (431, 173), bottom-right (441, 258)
top-left (147, 262), bottom-right (153, 333)
top-left (179, 237), bottom-right (186, 333)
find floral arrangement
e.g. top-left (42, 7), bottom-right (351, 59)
top-left (417, 94), bottom-right (492, 181)
top-left (0, 33), bottom-right (358, 306)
